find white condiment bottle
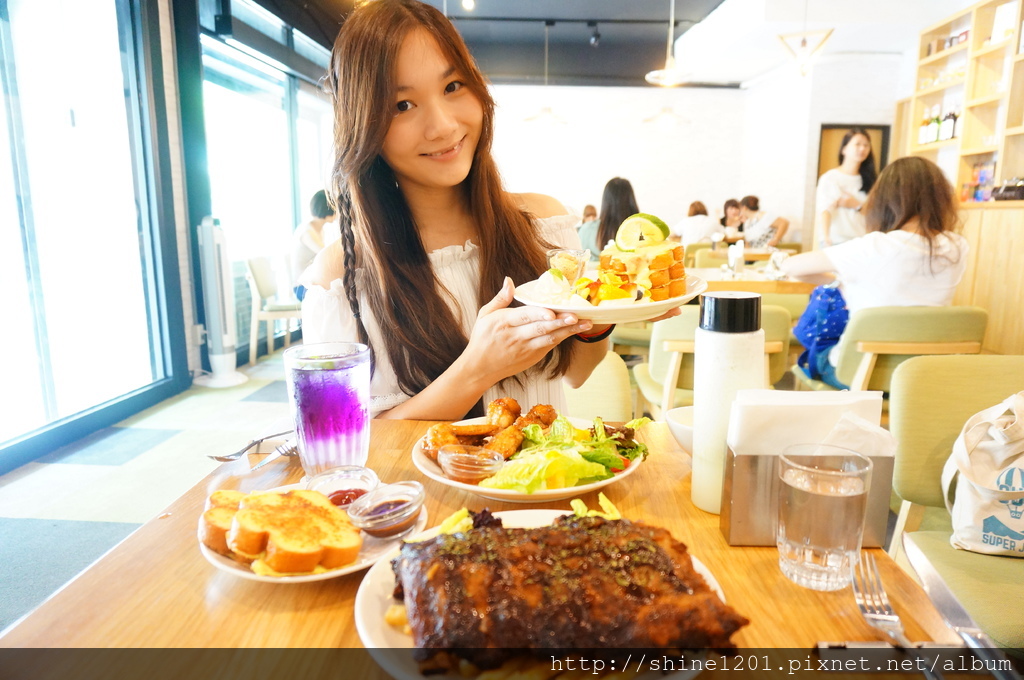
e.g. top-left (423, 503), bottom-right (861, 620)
top-left (691, 292), bottom-right (765, 514)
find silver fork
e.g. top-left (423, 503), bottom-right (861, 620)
top-left (852, 551), bottom-right (944, 680)
top-left (249, 441), bottom-right (299, 471)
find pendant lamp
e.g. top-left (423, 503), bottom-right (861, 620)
top-left (645, 0), bottom-right (688, 87)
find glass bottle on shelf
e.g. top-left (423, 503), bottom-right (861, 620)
top-left (939, 110), bottom-right (954, 141)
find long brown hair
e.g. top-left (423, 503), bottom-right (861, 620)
top-left (839, 127), bottom-right (877, 193)
top-left (596, 177), bottom-right (639, 253)
top-left (325, 0), bottom-right (572, 403)
top-left (862, 156), bottom-right (961, 263)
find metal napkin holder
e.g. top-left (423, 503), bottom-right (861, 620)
top-left (720, 447), bottom-right (894, 548)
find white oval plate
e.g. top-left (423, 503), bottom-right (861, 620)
top-left (514, 274), bottom-right (706, 324)
top-left (354, 509), bottom-right (719, 680)
top-left (197, 484), bottom-right (428, 583)
top-left (412, 418), bottom-right (644, 503)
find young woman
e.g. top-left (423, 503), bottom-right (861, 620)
top-left (738, 195), bottom-right (788, 248)
top-left (782, 156), bottom-right (968, 387)
top-left (816, 128), bottom-right (876, 247)
top-left (586, 177), bottom-right (640, 256)
top-left (301, 0), bottom-right (669, 420)
top-left (290, 190), bottom-right (336, 300)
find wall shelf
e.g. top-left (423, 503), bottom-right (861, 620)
top-left (921, 41), bottom-right (970, 65)
top-left (972, 38), bottom-right (1014, 58)
top-left (911, 138), bottom-right (960, 152)
top-left (915, 78), bottom-right (966, 96)
top-left (1005, 125), bottom-right (1024, 136)
top-left (966, 93), bottom-right (1005, 107)
top-left (960, 145), bottom-right (1000, 155)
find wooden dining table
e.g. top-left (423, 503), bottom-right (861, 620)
top-left (690, 267), bottom-right (825, 295)
top-left (0, 418), bottom-right (960, 670)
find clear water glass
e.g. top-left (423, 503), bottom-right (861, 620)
top-left (777, 444), bottom-right (872, 591)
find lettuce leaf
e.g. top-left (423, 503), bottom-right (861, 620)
top-left (478, 449), bottom-right (611, 493)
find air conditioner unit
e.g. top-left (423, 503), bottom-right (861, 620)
top-left (194, 216), bottom-right (248, 388)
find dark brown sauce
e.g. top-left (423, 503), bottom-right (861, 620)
top-left (363, 499), bottom-right (418, 537)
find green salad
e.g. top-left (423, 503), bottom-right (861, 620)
top-left (477, 416), bottom-right (651, 494)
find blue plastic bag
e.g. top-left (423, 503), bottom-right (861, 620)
top-left (794, 284), bottom-right (848, 381)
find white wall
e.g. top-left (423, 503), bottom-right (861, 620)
top-left (490, 85), bottom-right (746, 228)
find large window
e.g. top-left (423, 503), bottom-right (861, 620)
top-left (1, 0), bottom-right (184, 463)
top-left (197, 14), bottom-right (333, 354)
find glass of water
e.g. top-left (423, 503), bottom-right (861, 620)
top-left (776, 444), bottom-right (872, 591)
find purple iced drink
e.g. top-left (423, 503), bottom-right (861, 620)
top-left (285, 343), bottom-right (370, 477)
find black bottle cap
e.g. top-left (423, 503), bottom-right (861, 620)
top-left (699, 292), bottom-right (761, 333)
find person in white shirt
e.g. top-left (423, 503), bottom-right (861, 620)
top-left (300, 0), bottom-right (681, 420)
top-left (290, 190), bottom-right (336, 300)
top-left (816, 128), bottom-right (876, 248)
top-left (782, 156), bottom-right (968, 388)
top-left (669, 201), bottom-right (724, 246)
top-left (738, 195), bottom-right (789, 248)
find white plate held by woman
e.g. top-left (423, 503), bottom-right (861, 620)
top-left (354, 509), bottom-right (720, 680)
top-left (514, 274), bottom-right (706, 325)
top-left (411, 418), bottom-right (644, 503)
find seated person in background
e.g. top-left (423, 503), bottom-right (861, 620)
top-left (781, 156), bottom-right (968, 388)
top-left (670, 201), bottom-right (724, 246)
top-left (738, 195), bottom-right (788, 248)
top-left (581, 177), bottom-right (640, 258)
top-left (291, 189), bottom-right (336, 300)
top-left (576, 203), bottom-right (599, 261)
top-left (720, 198), bottom-right (743, 240)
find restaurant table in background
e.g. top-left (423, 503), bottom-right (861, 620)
top-left (699, 247), bottom-right (797, 262)
top-left (0, 421), bottom-right (958, 662)
top-left (690, 267), bottom-right (825, 294)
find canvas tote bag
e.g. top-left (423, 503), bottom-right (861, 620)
top-left (941, 392), bottom-right (1024, 556)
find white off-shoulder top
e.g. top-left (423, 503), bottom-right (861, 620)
top-left (301, 214), bottom-right (581, 417)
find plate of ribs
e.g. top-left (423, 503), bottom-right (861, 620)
top-left (413, 399), bottom-right (646, 503)
top-left (354, 508), bottom-right (749, 680)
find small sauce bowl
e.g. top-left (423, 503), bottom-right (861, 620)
top-left (306, 465), bottom-right (380, 510)
top-left (347, 481), bottom-right (425, 538)
top-left (438, 445), bottom-right (503, 485)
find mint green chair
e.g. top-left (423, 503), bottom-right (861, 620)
top-left (888, 355), bottom-right (1024, 651)
top-left (792, 306), bottom-right (988, 391)
top-left (633, 305), bottom-right (791, 419)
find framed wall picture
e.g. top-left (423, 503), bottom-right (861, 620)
top-left (817, 125), bottom-right (890, 178)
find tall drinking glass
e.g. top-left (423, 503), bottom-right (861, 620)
top-left (284, 342), bottom-right (371, 478)
top-left (777, 444), bottom-right (872, 591)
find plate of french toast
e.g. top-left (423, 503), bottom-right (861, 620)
top-left (197, 485), bottom-right (428, 583)
top-left (413, 398), bottom-right (650, 503)
top-left (515, 213), bottom-right (706, 324)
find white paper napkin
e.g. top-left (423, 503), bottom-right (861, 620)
top-left (727, 389), bottom-right (883, 457)
top-left (820, 411), bottom-right (896, 460)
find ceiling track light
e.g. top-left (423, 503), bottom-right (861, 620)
top-left (588, 21), bottom-right (600, 48)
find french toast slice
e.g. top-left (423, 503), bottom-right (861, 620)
top-left (227, 489), bottom-right (363, 574)
top-left (199, 490), bottom-right (247, 558)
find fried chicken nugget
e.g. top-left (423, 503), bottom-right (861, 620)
top-left (451, 423), bottom-right (499, 438)
top-left (525, 403), bottom-right (558, 427)
top-left (487, 425), bottom-right (524, 460)
top-left (486, 398), bottom-right (522, 429)
top-left (422, 423), bottom-right (459, 463)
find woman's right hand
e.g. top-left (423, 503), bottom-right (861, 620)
top-left (462, 277), bottom-right (591, 385)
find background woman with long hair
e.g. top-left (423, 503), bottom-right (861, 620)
top-left (583, 177), bottom-right (639, 256)
top-left (300, 0), bottom-right (672, 420)
top-left (816, 127), bottom-right (877, 247)
top-left (783, 156), bottom-right (967, 387)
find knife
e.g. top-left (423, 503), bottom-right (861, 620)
top-left (902, 534), bottom-right (1022, 680)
